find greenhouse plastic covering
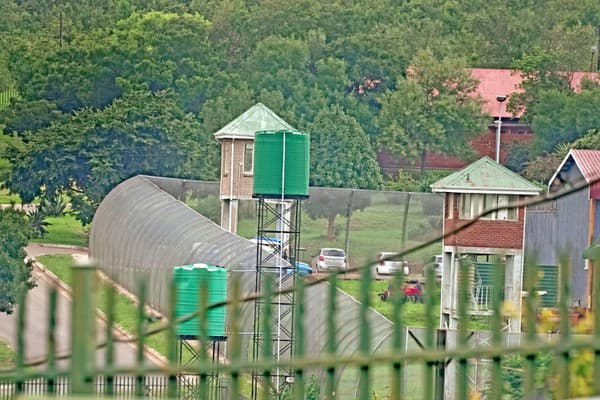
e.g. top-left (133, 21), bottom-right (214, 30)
top-left (89, 175), bottom-right (443, 398)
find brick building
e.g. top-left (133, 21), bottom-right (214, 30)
top-left (431, 156), bottom-right (542, 332)
top-left (214, 103), bottom-right (296, 232)
top-left (379, 68), bottom-right (597, 174)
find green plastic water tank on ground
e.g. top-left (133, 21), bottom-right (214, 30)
top-left (253, 130), bottom-right (310, 199)
top-left (173, 264), bottom-right (227, 338)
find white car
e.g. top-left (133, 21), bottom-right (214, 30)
top-left (374, 252), bottom-right (409, 276)
top-left (423, 255), bottom-right (443, 279)
top-left (313, 248), bottom-right (348, 272)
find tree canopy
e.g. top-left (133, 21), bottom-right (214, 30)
top-left (1, 0), bottom-right (600, 219)
top-left (377, 50), bottom-right (488, 175)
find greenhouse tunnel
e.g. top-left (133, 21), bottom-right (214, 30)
top-left (89, 175), bottom-right (395, 398)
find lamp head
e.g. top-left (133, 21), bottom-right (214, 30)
top-left (496, 95), bottom-right (507, 102)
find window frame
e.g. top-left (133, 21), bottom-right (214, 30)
top-left (243, 143), bottom-right (254, 175)
top-left (458, 193), bottom-right (518, 221)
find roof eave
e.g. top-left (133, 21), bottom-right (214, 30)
top-left (214, 133), bottom-right (254, 140)
top-left (431, 187), bottom-right (541, 196)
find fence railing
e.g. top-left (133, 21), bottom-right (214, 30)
top-left (2, 251), bottom-right (600, 400)
top-left (0, 89), bottom-right (18, 109)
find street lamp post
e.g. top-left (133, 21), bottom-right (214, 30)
top-left (495, 95), bottom-right (507, 163)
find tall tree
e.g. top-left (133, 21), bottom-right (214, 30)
top-left (306, 105), bottom-right (382, 240)
top-left (377, 49), bottom-right (488, 176)
top-left (6, 89), bottom-right (218, 224)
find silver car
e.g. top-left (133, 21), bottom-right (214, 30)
top-left (374, 252), bottom-right (409, 276)
top-left (313, 248), bottom-right (348, 272)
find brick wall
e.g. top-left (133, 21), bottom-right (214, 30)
top-left (443, 194), bottom-right (525, 249)
top-left (219, 138), bottom-right (254, 199)
top-left (378, 123), bottom-right (533, 174)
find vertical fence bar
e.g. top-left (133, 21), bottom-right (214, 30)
top-left (15, 287), bottom-right (26, 395)
top-left (523, 258), bottom-right (538, 398)
top-left (390, 271), bottom-right (404, 400)
top-left (197, 279), bottom-right (209, 400)
top-left (456, 258), bottom-right (469, 400)
top-left (167, 277), bottom-right (178, 399)
top-left (104, 285), bottom-right (116, 396)
top-left (326, 273), bottom-right (337, 400)
top-left (594, 252), bottom-right (600, 395)
top-left (135, 280), bottom-right (147, 398)
top-left (228, 277), bottom-right (242, 400)
top-left (424, 261), bottom-right (436, 400)
top-left (47, 288), bottom-right (58, 395)
top-left (293, 277), bottom-right (305, 400)
top-left (557, 255), bottom-right (571, 399)
top-left (261, 277), bottom-right (273, 400)
top-left (488, 258), bottom-right (505, 400)
top-left (357, 266), bottom-right (371, 400)
top-left (70, 260), bottom-right (96, 395)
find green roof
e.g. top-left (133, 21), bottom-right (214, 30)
top-left (431, 156), bottom-right (543, 195)
top-left (213, 103), bottom-right (295, 140)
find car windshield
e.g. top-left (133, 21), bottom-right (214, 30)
top-left (323, 249), bottom-right (345, 257)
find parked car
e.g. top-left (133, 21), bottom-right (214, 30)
top-left (312, 248), bottom-right (348, 272)
top-left (373, 252), bottom-right (409, 276)
top-left (423, 255), bottom-right (443, 279)
top-left (294, 261), bottom-right (313, 276)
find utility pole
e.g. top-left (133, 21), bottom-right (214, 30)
top-left (597, 24), bottom-right (600, 71)
top-left (59, 11), bottom-right (63, 48)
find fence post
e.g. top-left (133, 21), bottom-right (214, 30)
top-left (70, 259), bottom-right (97, 395)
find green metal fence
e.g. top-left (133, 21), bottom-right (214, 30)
top-left (2, 252), bottom-right (600, 399)
top-left (4, 200), bottom-right (600, 398)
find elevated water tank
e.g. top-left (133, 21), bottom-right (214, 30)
top-left (253, 130), bottom-right (310, 199)
top-left (173, 264), bottom-right (227, 338)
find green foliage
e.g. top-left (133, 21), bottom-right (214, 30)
top-left (309, 105), bottom-right (382, 190)
top-left (5, 89), bottom-right (217, 224)
top-left (2, 0), bottom-right (600, 224)
top-left (377, 50), bottom-right (488, 175)
top-left (279, 375), bottom-right (320, 400)
top-left (493, 352), bottom-right (553, 399)
top-left (0, 341), bottom-right (14, 369)
top-left (185, 194), bottom-right (221, 224)
top-left (504, 142), bottom-right (532, 173)
top-left (0, 207), bottom-right (35, 314)
top-left (384, 170), bottom-right (453, 193)
top-left (29, 214), bottom-right (88, 248)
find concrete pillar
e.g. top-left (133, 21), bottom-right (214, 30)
top-left (505, 253), bottom-right (523, 333)
top-left (220, 199), bottom-right (239, 233)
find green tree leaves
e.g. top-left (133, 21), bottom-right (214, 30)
top-left (6, 90), bottom-right (217, 224)
top-left (0, 208), bottom-right (35, 314)
top-left (378, 50), bottom-right (488, 175)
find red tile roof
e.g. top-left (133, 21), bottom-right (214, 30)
top-left (470, 68), bottom-right (599, 118)
top-left (550, 149), bottom-right (600, 199)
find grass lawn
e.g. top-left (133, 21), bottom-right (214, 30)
top-left (30, 215), bottom-right (88, 247)
top-left (236, 194), bottom-right (443, 270)
top-left (337, 279), bottom-right (441, 327)
top-left (0, 342), bottom-right (14, 369)
top-left (36, 254), bottom-right (171, 358)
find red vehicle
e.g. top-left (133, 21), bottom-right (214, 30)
top-left (378, 281), bottom-right (423, 303)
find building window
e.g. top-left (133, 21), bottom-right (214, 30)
top-left (243, 143), bottom-right (254, 174)
top-left (459, 194), bottom-right (518, 220)
top-left (447, 194), bottom-right (454, 219)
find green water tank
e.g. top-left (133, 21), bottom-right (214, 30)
top-left (253, 130), bottom-right (310, 199)
top-left (173, 264), bottom-right (227, 338)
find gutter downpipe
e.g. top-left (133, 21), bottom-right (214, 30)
top-left (229, 134), bottom-right (235, 233)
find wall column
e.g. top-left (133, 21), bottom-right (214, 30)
top-left (220, 199), bottom-right (239, 233)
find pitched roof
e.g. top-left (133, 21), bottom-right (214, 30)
top-left (549, 149), bottom-right (600, 199)
top-left (213, 103), bottom-right (295, 140)
top-left (431, 156), bottom-right (542, 195)
top-left (470, 68), bottom-right (599, 118)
